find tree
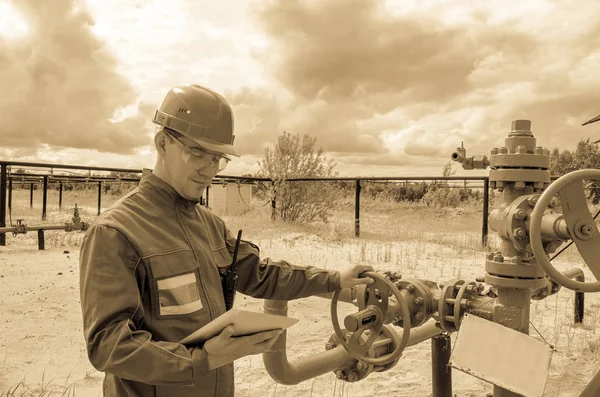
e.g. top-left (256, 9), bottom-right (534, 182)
top-left (257, 131), bottom-right (338, 222)
top-left (550, 138), bottom-right (600, 204)
top-left (442, 160), bottom-right (456, 178)
top-left (422, 161), bottom-right (461, 208)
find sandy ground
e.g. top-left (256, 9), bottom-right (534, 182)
top-left (1, 230), bottom-right (600, 397)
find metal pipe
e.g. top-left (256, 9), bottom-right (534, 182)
top-left (0, 224), bottom-right (79, 233)
top-left (10, 173), bottom-right (141, 183)
top-left (271, 181), bottom-right (276, 221)
top-left (0, 160), bottom-right (142, 173)
top-left (483, 177), bottom-right (489, 247)
top-left (97, 181), bottom-right (102, 216)
top-left (262, 300), bottom-right (442, 385)
top-left (432, 334), bottom-right (452, 397)
top-left (355, 179), bottom-right (361, 237)
top-left (563, 268), bottom-right (585, 324)
top-left (38, 229), bottom-right (44, 250)
top-left (42, 175), bottom-right (48, 221)
top-left (0, 161), bottom-right (487, 182)
top-left (464, 295), bottom-right (495, 321)
top-left (0, 164), bottom-right (6, 246)
top-left (8, 177), bottom-right (12, 213)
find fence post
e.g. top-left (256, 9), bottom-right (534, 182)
top-left (0, 164), bottom-right (6, 246)
top-left (30, 182), bottom-right (34, 208)
top-left (42, 175), bottom-right (48, 221)
top-left (38, 229), bottom-right (45, 250)
top-left (97, 181), bottom-right (102, 216)
top-left (355, 179), bottom-right (361, 237)
top-left (8, 177), bottom-right (12, 213)
top-left (482, 177), bottom-right (489, 247)
top-left (271, 181), bottom-right (277, 221)
top-left (59, 182), bottom-right (63, 211)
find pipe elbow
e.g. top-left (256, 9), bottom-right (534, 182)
top-left (262, 299), bottom-right (356, 386)
top-left (262, 340), bottom-right (303, 385)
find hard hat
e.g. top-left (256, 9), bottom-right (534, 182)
top-left (152, 84), bottom-right (240, 157)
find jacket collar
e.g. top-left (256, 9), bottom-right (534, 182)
top-left (138, 168), bottom-right (200, 206)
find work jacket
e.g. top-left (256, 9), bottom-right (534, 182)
top-left (79, 169), bottom-right (341, 397)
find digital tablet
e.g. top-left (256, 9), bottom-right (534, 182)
top-left (180, 308), bottom-right (299, 345)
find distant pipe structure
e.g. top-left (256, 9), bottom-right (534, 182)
top-left (0, 205), bottom-right (88, 250)
top-left (0, 161), bottom-right (490, 247)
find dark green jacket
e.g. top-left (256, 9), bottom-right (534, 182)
top-left (79, 169), bottom-right (340, 397)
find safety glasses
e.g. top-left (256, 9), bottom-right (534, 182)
top-left (167, 133), bottom-right (230, 173)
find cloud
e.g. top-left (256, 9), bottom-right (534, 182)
top-left (225, 86), bottom-right (284, 156)
top-left (6, 0), bottom-right (600, 177)
top-left (1, 0), bottom-right (152, 154)
top-left (244, 0), bottom-right (600, 171)
top-left (252, 1), bottom-right (539, 106)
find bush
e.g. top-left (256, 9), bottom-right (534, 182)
top-left (257, 131), bottom-right (338, 223)
top-left (422, 186), bottom-right (462, 208)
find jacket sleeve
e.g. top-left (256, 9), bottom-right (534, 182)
top-left (223, 228), bottom-right (341, 300)
top-left (79, 224), bottom-right (210, 386)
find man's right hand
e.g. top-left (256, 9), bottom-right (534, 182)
top-left (204, 325), bottom-right (282, 371)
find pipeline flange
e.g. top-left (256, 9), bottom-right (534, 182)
top-left (490, 169), bottom-right (550, 184)
top-left (484, 274), bottom-right (546, 289)
top-left (485, 253), bottom-right (546, 278)
top-left (437, 279), bottom-right (463, 333)
top-left (390, 279), bottom-right (437, 328)
top-left (490, 153), bottom-right (550, 169)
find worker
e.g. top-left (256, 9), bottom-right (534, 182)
top-left (79, 84), bottom-right (374, 397)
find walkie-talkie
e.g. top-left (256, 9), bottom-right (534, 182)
top-left (222, 230), bottom-right (242, 311)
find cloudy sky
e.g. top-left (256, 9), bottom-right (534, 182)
top-left (1, 0), bottom-right (599, 177)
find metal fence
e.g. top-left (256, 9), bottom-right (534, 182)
top-left (0, 161), bottom-right (490, 247)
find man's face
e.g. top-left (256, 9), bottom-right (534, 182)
top-left (161, 131), bottom-right (229, 201)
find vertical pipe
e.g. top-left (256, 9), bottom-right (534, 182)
top-left (38, 229), bottom-right (45, 250)
top-left (206, 185), bottom-right (210, 208)
top-left (59, 182), bottom-right (63, 211)
top-left (482, 177), bottom-right (489, 247)
top-left (0, 164), bottom-right (6, 246)
top-left (563, 268), bottom-right (585, 324)
top-left (271, 181), bottom-right (276, 221)
top-left (30, 182), bottom-right (34, 208)
top-left (432, 334), bottom-right (452, 397)
top-left (355, 179), bottom-right (361, 237)
top-left (575, 291), bottom-right (584, 324)
top-left (8, 177), bottom-right (12, 213)
top-left (42, 175), bottom-right (48, 221)
top-left (97, 181), bottom-right (102, 216)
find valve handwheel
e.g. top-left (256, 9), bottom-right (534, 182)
top-left (530, 169), bottom-right (600, 292)
top-left (331, 271), bottom-right (411, 365)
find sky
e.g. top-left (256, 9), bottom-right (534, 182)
top-left (1, 0), bottom-right (600, 177)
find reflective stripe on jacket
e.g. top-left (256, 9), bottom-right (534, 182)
top-left (79, 169), bottom-right (341, 397)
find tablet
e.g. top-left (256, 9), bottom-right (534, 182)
top-left (180, 308), bottom-right (299, 345)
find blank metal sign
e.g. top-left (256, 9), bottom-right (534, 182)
top-left (449, 314), bottom-right (553, 397)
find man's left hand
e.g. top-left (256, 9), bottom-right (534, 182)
top-left (339, 265), bottom-right (375, 289)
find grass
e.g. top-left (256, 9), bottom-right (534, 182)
top-left (2, 186), bottom-right (599, 396)
top-left (0, 368), bottom-right (78, 397)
